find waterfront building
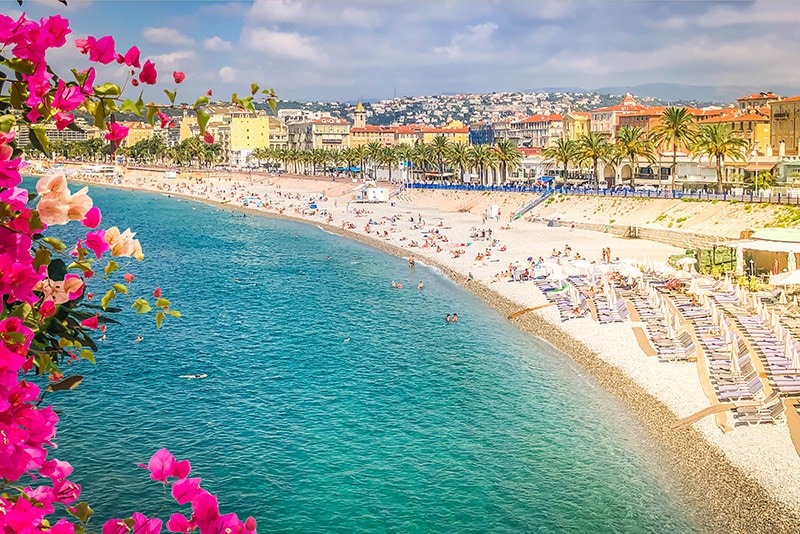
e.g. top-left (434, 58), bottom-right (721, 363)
top-left (469, 121), bottom-right (495, 145)
top-left (590, 93), bottom-right (647, 139)
top-left (288, 116), bottom-right (351, 151)
top-left (116, 121), bottom-right (154, 147)
top-left (508, 114), bottom-right (563, 148)
top-left (562, 111), bottom-right (591, 141)
top-left (770, 96), bottom-right (800, 157)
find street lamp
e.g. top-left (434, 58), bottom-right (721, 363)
top-left (751, 147), bottom-right (759, 197)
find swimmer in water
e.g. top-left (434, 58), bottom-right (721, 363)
top-left (135, 335), bottom-right (143, 342)
top-left (179, 373), bottom-right (208, 379)
top-left (418, 281), bottom-right (424, 290)
top-left (446, 314), bottom-right (452, 322)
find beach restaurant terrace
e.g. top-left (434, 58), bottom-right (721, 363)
top-left (734, 228), bottom-right (800, 276)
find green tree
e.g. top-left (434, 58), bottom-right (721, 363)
top-left (494, 138), bottom-right (521, 185)
top-left (616, 126), bottom-right (655, 187)
top-left (446, 141), bottom-right (470, 183)
top-left (543, 137), bottom-right (579, 183)
top-left (430, 135), bottom-right (449, 180)
top-left (691, 123), bottom-right (749, 194)
top-left (577, 133), bottom-right (608, 188)
top-left (469, 144), bottom-right (499, 186)
top-left (651, 107), bottom-right (697, 189)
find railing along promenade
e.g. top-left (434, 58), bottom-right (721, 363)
top-left (403, 182), bottom-right (800, 206)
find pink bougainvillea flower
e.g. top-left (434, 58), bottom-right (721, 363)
top-left (86, 292), bottom-right (94, 302)
top-left (79, 67), bottom-right (96, 95)
top-left (203, 131), bottom-right (214, 144)
top-left (67, 187), bottom-right (93, 221)
top-left (51, 79), bottom-right (84, 112)
top-left (245, 516), bottom-right (257, 532)
top-left (0, 186), bottom-right (29, 211)
top-left (132, 512), bottom-right (162, 534)
top-left (157, 111), bottom-right (171, 129)
top-left (105, 122), bottom-right (129, 141)
top-left (37, 173), bottom-right (70, 199)
top-left (105, 226), bottom-right (143, 260)
top-left (102, 519), bottom-right (129, 534)
top-left (172, 71), bottom-right (185, 84)
top-left (85, 229), bottom-right (108, 258)
top-left (0, 131), bottom-right (16, 144)
top-left (166, 513), bottom-right (190, 533)
top-left (39, 300), bottom-right (56, 318)
top-left (124, 273), bottom-right (134, 283)
top-left (42, 14), bottom-right (71, 48)
top-left (54, 112), bottom-right (75, 131)
top-left (87, 35), bottom-right (116, 64)
top-left (123, 45), bottom-right (141, 68)
top-left (80, 316), bottom-right (99, 329)
top-left (139, 59), bottom-right (157, 85)
top-left (206, 88), bottom-right (213, 96)
top-left (37, 197), bottom-right (70, 226)
top-left (171, 477), bottom-right (201, 505)
top-left (139, 448), bottom-right (175, 482)
top-left (153, 287), bottom-right (162, 298)
top-left (81, 205), bottom-right (102, 228)
top-left (0, 144), bottom-right (24, 188)
top-left (74, 37), bottom-right (90, 54)
top-left (192, 490), bottom-right (221, 527)
top-left (172, 458), bottom-right (191, 479)
top-left (35, 275), bottom-right (85, 305)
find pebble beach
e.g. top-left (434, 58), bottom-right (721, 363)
top-left (65, 166), bottom-right (800, 532)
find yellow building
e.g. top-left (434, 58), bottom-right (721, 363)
top-left (421, 120), bottom-right (469, 144)
top-left (288, 116), bottom-right (350, 151)
top-left (268, 116), bottom-right (288, 150)
top-left (116, 121), bottom-right (154, 147)
top-left (770, 96), bottom-right (800, 157)
top-left (562, 111), bottom-right (591, 141)
top-left (227, 111), bottom-right (271, 151)
top-left (703, 108), bottom-right (770, 155)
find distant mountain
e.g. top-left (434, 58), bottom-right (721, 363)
top-left (590, 83), bottom-right (800, 105)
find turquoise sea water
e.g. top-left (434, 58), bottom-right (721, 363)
top-left (43, 184), bottom-right (697, 532)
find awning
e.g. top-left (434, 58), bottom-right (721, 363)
top-left (734, 239), bottom-right (800, 254)
top-left (744, 163), bottom-right (775, 172)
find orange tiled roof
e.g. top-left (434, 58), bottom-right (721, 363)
top-left (737, 92), bottom-right (779, 101)
top-left (518, 114), bottom-right (562, 123)
top-left (775, 95), bottom-right (800, 104)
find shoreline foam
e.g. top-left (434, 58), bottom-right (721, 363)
top-left (64, 168), bottom-right (800, 532)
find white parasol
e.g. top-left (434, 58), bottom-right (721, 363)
top-left (790, 252), bottom-right (797, 274)
top-left (736, 246), bottom-right (744, 275)
top-left (730, 343), bottom-right (741, 376)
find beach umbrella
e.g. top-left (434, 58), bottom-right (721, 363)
top-left (710, 301), bottom-right (720, 325)
top-left (723, 273), bottom-right (734, 293)
top-left (730, 343), bottom-right (741, 376)
top-left (720, 319), bottom-right (731, 344)
top-left (770, 308), bottom-right (780, 329)
top-left (790, 252), bottom-right (798, 273)
top-left (780, 290), bottom-right (789, 305)
top-left (736, 246), bottom-right (744, 275)
top-left (773, 258), bottom-right (780, 276)
top-left (760, 301), bottom-right (770, 324)
top-left (569, 283), bottom-right (581, 307)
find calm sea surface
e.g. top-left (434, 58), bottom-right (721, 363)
top-left (41, 183), bottom-right (697, 532)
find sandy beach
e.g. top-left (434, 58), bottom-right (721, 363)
top-left (65, 166), bottom-right (800, 532)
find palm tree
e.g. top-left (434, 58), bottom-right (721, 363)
top-left (378, 145), bottom-right (400, 182)
top-left (494, 138), bottom-right (521, 185)
top-left (542, 137), bottom-right (579, 183)
top-left (602, 143), bottom-right (625, 187)
top-left (411, 142), bottom-right (434, 182)
top-left (691, 123), bottom-right (749, 194)
top-left (577, 133), bottom-right (608, 188)
top-left (430, 135), bottom-right (449, 180)
top-left (651, 107), bottom-right (697, 190)
top-left (446, 141), bottom-right (471, 183)
top-left (365, 141), bottom-right (383, 179)
top-left (468, 144), bottom-right (498, 186)
top-left (616, 126), bottom-right (655, 187)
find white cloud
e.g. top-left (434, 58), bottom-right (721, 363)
top-left (142, 27), bottom-right (195, 47)
top-left (219, 66), bottom-right (239, 83)
top-left (433, 23), bottom-right (498, 61)
top-left (249, 0), bottom-right (378, 27)
top-left (148, 50), bottom-right (197, 70)
top-left (243, 28), bottom-right (321, 61)
top-left (204, 36), bottom-right (233, 52)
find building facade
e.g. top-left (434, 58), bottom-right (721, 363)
top-left (770, 97), bottom-right (800, 157)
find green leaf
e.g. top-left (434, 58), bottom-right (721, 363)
top-left (94, 82), bottom-right (121, 97)
top-left (9, 80), bottom-right (24, 109)
top-left (5, 57), bottom-right (35, 76)
top-left (42, 237), bottom-right (66, 251)
top-left (29, 124), bottom-right (50, 157)
top-left (0, 114), bottom-right (15, 133)
top-left (131, 298), bottom-right (152, 314)
top-left (250, 83), bottom-right (259, 96)
top-left (33, 248), bottom-right (51, 271)
top-left (164, 89), bottom-right (176, 105)
top-left (47, 259), bottom-right (67, 281)
top-left (155, 297), bottom-right (170, 309)
top-left (196, 109), bottom-right (210, 134)
top-left (104, 260), bottom-right (119, 275)
top-left (101, 290), bottom-right (116, 310)
top-left (193, 95), bottom-right (209, 107)
top-left (79, 350), bottom-right (96, 364)
top-left (68, 502), bottom-right (93, 523)
top-left (112, 283), bottom-right (128, 294)
top-left (71, 68), bottom-right (89, 87)
top-left (146, 105), bottom-right (157, 126)
top-left (47, 375), bottom-right (84, 392)
top-left (92, 100), bottom-right (106, 128)
top-left (155, 311), bottom-right (165, 328)
top-left (120, 99), bottom-right (142, 115)
top-left (240, 96), bottom-right (255, 113)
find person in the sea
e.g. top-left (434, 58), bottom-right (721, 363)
top-left (452, 313), bottom-right (458, 322)
top-left (445, 314), bottom-right (452, 322)
top-left (135, 335), bottom-right (143, 343)
top-left (418, 281), bottom-right (424, 290)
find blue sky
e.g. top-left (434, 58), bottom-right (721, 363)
top-left (13, 0), bottom-right (800, 103)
